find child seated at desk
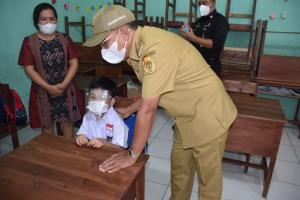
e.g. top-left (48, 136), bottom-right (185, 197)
top-left (76, 77), bottom-right (128, 148)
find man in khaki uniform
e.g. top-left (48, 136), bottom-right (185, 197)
top-left (83, 5), bottom-right (237, 200)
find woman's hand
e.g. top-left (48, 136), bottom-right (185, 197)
top-left (47, 85), bottom-right (63, 97)
top-left (56, 82), bottom-right (67, 91)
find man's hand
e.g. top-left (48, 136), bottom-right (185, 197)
top-left (179, 27), bottom-right (197, 42)
top-left (99, 151), bottom-right (136, 173)
top-left (87, 138), bottom-right (105, 148)
top-left (76, 134), bottom-right (88, 146)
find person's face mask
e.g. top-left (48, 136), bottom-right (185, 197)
top-left (38, 23), bottom-right (57, 35)
top-left (101, 31), bottom-right (127, 64)
top-left (199, 5), bottom-right (211, 17)
top-left (86, 89), bottom-right (111, 115)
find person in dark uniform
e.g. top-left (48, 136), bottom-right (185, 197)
top-left (179, 0), bottom-right (229, 75)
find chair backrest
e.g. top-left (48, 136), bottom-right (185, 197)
top-left (164, 0), bottom-right (197, 29)
top-left (64, 16), bottom-right (86, 42)
top-left (133, 0), bottom-right (146, 25)
top-left (225, 0), bottom-right (257, 63)
top-left (113, 0), bottom-right (126, 7)
top-left (0, 83), bottom-right (19, 149)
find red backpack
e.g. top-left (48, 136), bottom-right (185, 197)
top-left (10, 89), bottom-right (27, 126)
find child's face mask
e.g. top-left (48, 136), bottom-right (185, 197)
top-left (87, 89), bottom-right (112, 116)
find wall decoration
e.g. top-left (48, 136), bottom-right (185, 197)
top-left (86, 6), bottom-right (91, 13)
top-left (51, 0), bottom-right (56, 5)
top-left (270, 12), bottom-right (276, 20)
top-left (76, 5), bottom-right (80, 12)
top-left (281, 11), bottom-right (287, 19)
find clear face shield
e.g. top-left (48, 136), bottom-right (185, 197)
top-left (86, 89), bottom-right (112, 115)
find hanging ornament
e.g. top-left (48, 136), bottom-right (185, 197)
top-left (270, 12), bottom-right (276, 20)
top-left (91, 5), bottom-right (95, 11)
top-left (64, 2), bottom-right (70, 10)
top-left (99, 5), bottom-right (103, 10)
top-left (76, 5), bottom-right (80, 12)
top-left (51, 0), bottom-right (56, 5)
top-left (86, 6), bottom-right (91, 13)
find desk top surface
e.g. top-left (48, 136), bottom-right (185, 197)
top-left (230, 93), bottom-right (286, 122)
top-left (0, 134), bottom-right (148, 200)
top-left (257, 55), bottom-right (300, 88)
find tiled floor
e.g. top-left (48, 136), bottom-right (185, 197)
top-left (1, 108), bottom-right (300, 200)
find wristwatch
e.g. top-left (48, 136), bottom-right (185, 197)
top-left (128, 148), bottom-right (140, 161)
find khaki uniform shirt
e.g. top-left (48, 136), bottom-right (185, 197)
top-left (127, 26), bottom-right (237, 148)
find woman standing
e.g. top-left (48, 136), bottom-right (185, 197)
top-left (18, 3), bottom-right (81, 138)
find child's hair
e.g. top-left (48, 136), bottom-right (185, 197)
top-left (89, 76), bottom-right (117, 97)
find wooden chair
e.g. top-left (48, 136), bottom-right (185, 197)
top-left (0, 83), bottom-right (19, 149)
top-left (133, 0), bottom-right (147, 25)
top-left (145, 16), bottom-right (165, 28)
top-left (222, 0), bottom-right (257, 64)
top-left (113, 0), bottom-right (126, 7)
top-left (164, 0), bottom-right (197, 29)
top-left (64, 16), bottom-right (86, 42)
top-left (221, 20), bottom-right (267, 80)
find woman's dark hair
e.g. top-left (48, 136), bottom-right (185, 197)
top-left (89, 77), bottom-right (118, 97)
top-left (33, 3), bottom-right (57, 30)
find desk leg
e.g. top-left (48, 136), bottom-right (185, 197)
top-left (296, 101), bottom-right (300, 139)
top-left (56, 123), bottom-right (63, 136)
top-left (135, 165), bottom-right (145, 200)
top-left (262, 156), bottom-right (276, 198)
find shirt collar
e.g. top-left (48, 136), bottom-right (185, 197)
top-left (128, 26), bottom-right (143, 62)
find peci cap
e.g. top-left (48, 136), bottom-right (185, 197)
top-left (83, 5), bottom-right (135, 47)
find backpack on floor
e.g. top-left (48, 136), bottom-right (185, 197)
top-left (10, 89), bottom-right (27, 126)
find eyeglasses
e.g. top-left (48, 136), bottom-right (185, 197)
top-left (101, 31), bottom-right (119, 49)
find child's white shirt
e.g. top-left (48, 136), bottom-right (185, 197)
top-left (77, 107), bottom-right (128, 148)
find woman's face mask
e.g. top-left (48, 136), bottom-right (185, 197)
top-left (87, 89), bottom-right (111, 116)
top-left (38, 23), bottom-right (57, 35)
top-left (101, 30), bottom-right (127, 64)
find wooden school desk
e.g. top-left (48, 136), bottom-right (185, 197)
top-left (0, 134), bottom-right (149, 200)
top-left (225, 93), bottom-right (286, 198)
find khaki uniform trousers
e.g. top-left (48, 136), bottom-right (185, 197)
top-left (170, 126), bottom-right (228, 200)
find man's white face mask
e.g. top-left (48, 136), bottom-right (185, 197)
top-left (101, 31), bottom-right (127, 64)
top-left (199, 5), bottom-right (211, 17)
top-left (38, 23), bottom-right (57, 35)
top-left (86, 89), bottom-right (111, 116)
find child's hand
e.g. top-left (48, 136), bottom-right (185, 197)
top-left (76, 135), bottom-right (88, 146)
top-left (87, 138), bottom-right (105, 148)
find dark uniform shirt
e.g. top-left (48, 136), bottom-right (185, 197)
top-left (192, 10), bottom-right (229, 75)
